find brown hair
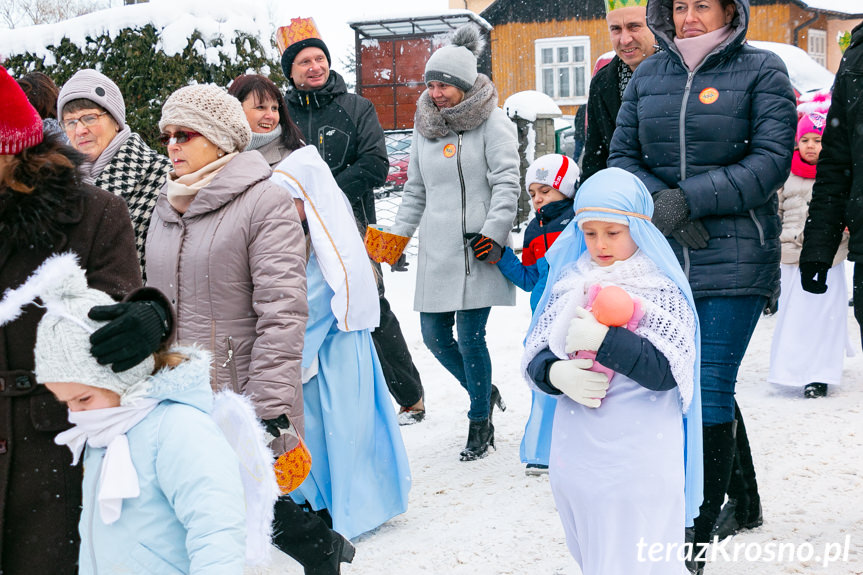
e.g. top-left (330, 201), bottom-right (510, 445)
top-left (16, 72), bottom-right (60, 120)
top-left (152, 349), bottom-right (190, 372)
top-left (0, 130), bottom-right (79, 194)
top-left (60, 98), bottom-right (107, 118)
top-left (227, 74), bottom-right (305, 152)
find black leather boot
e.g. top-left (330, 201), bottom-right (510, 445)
top-left (690, 421), bottom-right (737, 571)
top-left (712, 403), bottom-right (762, 540)
top-left (489, 384), bottom-right (506, 425)
top-left (460, 419), bottom-right (494, 461)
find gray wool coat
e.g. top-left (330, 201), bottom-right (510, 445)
top-left (145, 151), bottom-right (309, 434)
top-left (391, 87), bottom-right (520, 313)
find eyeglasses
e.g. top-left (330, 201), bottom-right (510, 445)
top-left (62, 112), bottom-right (109, 132)
top-left (158, 130), bottom-right (202, 146)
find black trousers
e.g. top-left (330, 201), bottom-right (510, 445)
top-left (371, 265), bottom-right (424, 408)
top-left (854, 262), bottom-right (863, 347)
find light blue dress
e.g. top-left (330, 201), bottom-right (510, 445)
top-left (291, 253), bottom-right (411, 539)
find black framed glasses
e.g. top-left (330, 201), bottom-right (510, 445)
top-left (62, 112), bottom-right (109, 132)
top-left (159, 130), bottom-right (202, 146)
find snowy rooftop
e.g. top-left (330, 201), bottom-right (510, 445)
top-left (0, 0), bottom-right (272, 64)
top-left (797, 0), bottom-right (863, 17)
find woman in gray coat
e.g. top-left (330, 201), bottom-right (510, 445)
top-left (391, 24), bottom-right (521, 461)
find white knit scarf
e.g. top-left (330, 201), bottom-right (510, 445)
top-left (523, 250), bottom-right (696, 409)
top-left (166, 152), bottom-right (236, 213)
top-left (54, 399), bottom-right (159, 525)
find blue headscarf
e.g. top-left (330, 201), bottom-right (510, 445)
top-left (528, 167), bottom-right (704, 526)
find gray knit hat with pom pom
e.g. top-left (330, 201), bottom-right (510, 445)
top-left (424, 24), bottom-right (486, 92)
top-left (23, 254), bottom-right (155, 401)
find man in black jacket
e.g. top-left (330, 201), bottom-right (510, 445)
top-left (581, 0), bottom-right (655, 181)
top-left (281, 35), bottom-right (426, 422)
top-left (801, 21), bottom-right (863, 343)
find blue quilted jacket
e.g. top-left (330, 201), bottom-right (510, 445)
top-left (608, 0), bottom-right (796, 298)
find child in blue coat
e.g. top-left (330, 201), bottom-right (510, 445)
top-left (10, 254), bottom-right (251, 574)
top-left (496, 153), bottom-right (577, 474)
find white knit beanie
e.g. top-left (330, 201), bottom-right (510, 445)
top-left (525, 153), bottom-right (580, 198)
top-left (29, 255), bottom-right (154, 401)
top-left (160, 84), bottom-right (251, 154)
top-left (57, 69), bottom-right (126, 128)
top-left (424, 24), bottom-right (485, 92)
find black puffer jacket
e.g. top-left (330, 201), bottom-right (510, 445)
top-left (801, 21), bottom-right (863, 265)
top-left (286, 71), bottom-right (388, 229)
top-left (608, 0), bottom-right (796, 299)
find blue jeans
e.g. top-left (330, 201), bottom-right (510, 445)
top-left (696, 295), bottom-right (766, 426)
top-left (420, 308), bottom-right (492, 421)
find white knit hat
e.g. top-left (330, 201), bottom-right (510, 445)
top-left (57, 69), bottom-right (126, 128)
top-left (525, 153), bottom-right (580, 198)
top-left (424, 24), bottom-right (485, 92)
top-left (160, 84), bottom-right (251, 154)
top-left (0, 253), bottom-right (154, 401)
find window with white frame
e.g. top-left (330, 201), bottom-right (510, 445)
top-left (535, 36), bottom-right (591, 106)
top-left (808, 29), bottom-right (827, 67)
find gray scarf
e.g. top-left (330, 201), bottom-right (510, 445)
top-left (415, 74), bottom-right (499, 139)
top-left (79, 125), bottom-right (131, 184)
top-left (247, 125), bottom-right (282, 151)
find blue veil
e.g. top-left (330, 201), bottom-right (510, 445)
top-left (528, 167), bottom-right (704, 527)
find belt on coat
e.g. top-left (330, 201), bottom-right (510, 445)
top-left (0, 371), bottom-right (38, 397)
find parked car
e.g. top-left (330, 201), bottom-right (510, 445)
top-left (376, 130), bottom-right (412, 198)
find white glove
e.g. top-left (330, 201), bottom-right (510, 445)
top-left (548, 358), bottom-right (610, 408)
top-left (564, 307), bottom-right (610, 355)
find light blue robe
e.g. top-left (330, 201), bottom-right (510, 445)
top-left (291, 253), bottom-right (411, 539)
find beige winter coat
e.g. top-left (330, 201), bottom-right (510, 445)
top-left (145, 151), bottom-right (309, 434)
top-left (778, 173), bottom-right (848, 266)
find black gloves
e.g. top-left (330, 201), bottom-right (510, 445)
top-left (465, 233), bottom-right (503, 264)
top-left (671, 220), bottom-right (710, 250)
top-left (262, 414), bottom-right (293, 441)
top-left (89, 300), bottom-right (171, 372)
top-left (800, 262), bottom-right (830, 294)
top-left (391, 253), bottom-right (409, 272)
top-left (652, 188), bottom-right (691, 236)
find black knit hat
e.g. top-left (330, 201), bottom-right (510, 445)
top-left (281, 38), bottom-right (331, 84)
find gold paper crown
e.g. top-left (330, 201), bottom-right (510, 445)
top-left (276, 17), bottom-right (322, 56)
top-left (604, 0), bottom-right (648, 11)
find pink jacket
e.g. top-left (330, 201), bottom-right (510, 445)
top-left (146, 151), bottom-right (308, 434)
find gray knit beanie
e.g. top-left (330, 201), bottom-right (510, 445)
top-left (57, 69), bottom-right (126, 128)
top-left (424, 24), bottom-right (486, 93)
top-left (31, 255), bottom-right (154, 402)
top-left (159, 84), bottom-right (251, 154)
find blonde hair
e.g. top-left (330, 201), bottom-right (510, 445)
top-left (152, 349), bottom-right (189, 372)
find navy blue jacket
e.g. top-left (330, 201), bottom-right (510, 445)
top-left (497, 198), bottom-right (573, 310)
top-left (608, 0), bottom-right (796, 299)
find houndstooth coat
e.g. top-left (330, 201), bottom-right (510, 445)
top-left (94, 132), bottom-right (170, 275)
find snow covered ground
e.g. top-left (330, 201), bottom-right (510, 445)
top-left (255, 260), bottom-right (863, 575)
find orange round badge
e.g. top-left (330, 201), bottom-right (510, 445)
top-left (443, 143), bottom-right (457, 158)
top-left (699, 88), bottom-right (719, 105)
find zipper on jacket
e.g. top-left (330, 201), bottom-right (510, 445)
top-left (457, 132), bottom-right (471, 276)
top-left (679, 71), bottom-right (695, 180)
top-left (749, 209), bottom-right (766, 245)
top-left (222, 336), bottom-right (240, 393)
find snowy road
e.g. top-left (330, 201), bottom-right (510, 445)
top-left (258, 262), bottom-right (863, 575)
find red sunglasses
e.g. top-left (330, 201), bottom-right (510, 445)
top-left (159, 130), bottom-right (202, 146)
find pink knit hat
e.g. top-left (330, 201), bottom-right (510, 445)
top-left (796, 112), bottom-right (827, 143)
top-left (0, 66), bottom-right (43, 154)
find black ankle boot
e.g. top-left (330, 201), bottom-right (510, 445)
top-left (460, 419), bottom-right (494, 461)
top-left (489, 384), bottom-right (506, 425)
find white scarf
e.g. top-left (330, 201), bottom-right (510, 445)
top-left (523, 250), bottom-right (696, 409)
top-left (80, 125), bottom-right (131, 184)
top-left (54, 399), bottom-right (159, 525)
